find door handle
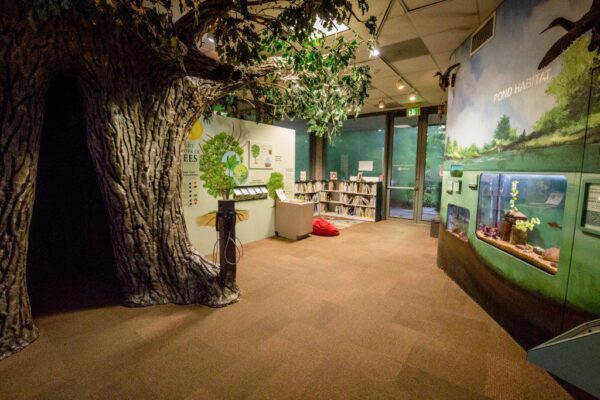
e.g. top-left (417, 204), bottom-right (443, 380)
top-left (388, 186), bottom-right (418, 190)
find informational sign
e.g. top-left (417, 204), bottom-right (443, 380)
top-left (183, 140), bottom-right (201, 178)
top-left (358, 160), bottom-right (373, 172)
top-left (584, 184), bottom-right (600, 230)
top-left (248, 141), bottom-right (273, 169)
top-left (407, 106), bottom-right (421, 117)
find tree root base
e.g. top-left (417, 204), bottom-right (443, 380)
top-left (0, 327), bottom-right (39, 361)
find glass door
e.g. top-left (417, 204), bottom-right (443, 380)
top-left (422, 114), bottom-right (446, 221)
top-left (388, 116), bottom-right (419, 219)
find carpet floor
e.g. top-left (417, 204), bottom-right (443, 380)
top-left (0, 220), bottom-right (572, 399)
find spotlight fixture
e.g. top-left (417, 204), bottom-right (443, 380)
top-left (396, 79), bottom-right (405, 90)
top-left (369, 47), bottom-right (380, 58)
top-left (378, 99), bottom-right (385, 109)
top-left (409, 92), bottom-right (417, 102)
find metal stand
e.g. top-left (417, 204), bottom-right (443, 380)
top-left (217, 199), bottom-right (237, 287)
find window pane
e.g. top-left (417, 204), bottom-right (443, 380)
top-left (422, 114), bottom-right (446, 221)
top-left (389, 189), bottom-right (415, 219)
top-left (391, 116), bottom-right (418, 188)
top-left (325, 116), bottom-right (385, 180)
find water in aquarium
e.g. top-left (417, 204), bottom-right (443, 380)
top-left (447, 204), bottom-right (470, 241)
top-left (476, 174), bottom-right (567, 274)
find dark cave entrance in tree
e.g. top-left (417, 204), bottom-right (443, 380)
top-left (26, 77), bottom-right (120, 316)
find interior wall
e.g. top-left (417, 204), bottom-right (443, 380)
top-left (439, 0), bottom-right (599, 341)
top-left (27, 77), bottom-right (119, 315)
top-left (182, 115), bottom-right (295, 256)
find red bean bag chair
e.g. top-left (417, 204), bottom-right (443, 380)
top-left (312, 217), bottom-right (340, 236)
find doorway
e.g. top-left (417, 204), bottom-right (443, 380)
top-left (387, 111), bottom-right (446, 222)
top-left (26, 76), bottom-right (120, 315)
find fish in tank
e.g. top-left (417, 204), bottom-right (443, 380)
top-left (447, 204), bottom-right (470, 241)
top-left (476, 174), bottom-right (567, 274)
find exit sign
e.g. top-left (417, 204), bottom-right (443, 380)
top-left (407, 106), bottom-right (421, 117)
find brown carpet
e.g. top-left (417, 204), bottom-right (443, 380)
top-left (0, 221), bottom-right (572, 399)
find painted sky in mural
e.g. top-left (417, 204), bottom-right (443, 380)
top-left (447, 0), bottom-right (592, 148)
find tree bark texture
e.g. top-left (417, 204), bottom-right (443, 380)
top-left (0, 4), bottom-right (239, 360)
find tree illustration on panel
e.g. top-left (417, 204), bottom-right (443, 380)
top-left (251, 144), bottom-right (261, 163)
top-left (0, 1), bottom-right (376, 359)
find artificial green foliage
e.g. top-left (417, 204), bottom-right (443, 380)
top-left (29, 0), bottom-right (376, 139)
top-left (266, 172), bottom-right (284, 200)
top-left (199, 132), bottom-right (243, 199)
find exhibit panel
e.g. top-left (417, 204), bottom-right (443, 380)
top-left (181, 116), bottom-right (295, 256)
top-left (438, 0), bottom-right (599, 346)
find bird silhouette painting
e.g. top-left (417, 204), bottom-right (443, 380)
top-left (538, 0), bottom-right (600, 70)
top-left (434, 63), bottom-right (460, 92)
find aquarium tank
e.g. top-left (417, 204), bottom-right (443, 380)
top-left (447, 204), bottom-right (470, 241)
top-left (476, 174), bottom-right (567, 274)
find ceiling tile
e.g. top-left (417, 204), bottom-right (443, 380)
top-left (431, 51), bottom-right (454, 70)
top-left (403, 68), bottom-right (440, 87)
top-left (390, 55), bottom-right (438, 74)
top-left (476, 0), bottom-right (503, 22)
top-left (421, 26), bottom-right (473, 54)
top-left (407, 0), bottom-right (479, 37)
top-left (377, 14), bottom-right (420, 46)
top-left (358, 58), bottom-right (398, 79)
top-left (379, 37), bottom-right (430, 62)
top-left (402, 0), bottom-right (448, 12)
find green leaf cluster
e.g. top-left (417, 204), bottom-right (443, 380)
top-left (266, 172), bottom-right (284, 200)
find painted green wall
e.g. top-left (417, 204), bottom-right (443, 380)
top-left (442, 0), bottom-right (599, 317)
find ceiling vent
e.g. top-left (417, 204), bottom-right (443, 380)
top-left (470, 12), bottom-right (495, 56)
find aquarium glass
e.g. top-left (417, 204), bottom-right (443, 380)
top-left (447, 204), bottom-right (470, 241)
top-left (476, 174), bottom-right (567, 274)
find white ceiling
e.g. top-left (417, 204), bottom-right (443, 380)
top-left (348, 0), bottom-right (504, 114)
top-left (195, 0), bottom-right (504, 115)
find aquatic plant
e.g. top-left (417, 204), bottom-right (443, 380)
top-left (515, 217), bottom-right (541, 232)
top-left (510, 180), bottom-right (519, 211)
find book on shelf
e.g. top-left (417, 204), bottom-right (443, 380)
top-left (294, 181), bottom-right (322, 193)
top-left (296, 179), bottom-right (381, 222)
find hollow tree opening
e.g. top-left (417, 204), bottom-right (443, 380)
top-left (26, 77), bottom-right (120, 316)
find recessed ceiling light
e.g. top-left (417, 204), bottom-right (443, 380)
top-left (370, 48), bottom-right (380, 58)
top-left (409, 92), bottom-right (417, 102)
top-left (314, 18), bottom-right (349, 36)
top-left (396, 79), bottom-right (405, 90)
top-left (378, 99), bottom-right (385, 109)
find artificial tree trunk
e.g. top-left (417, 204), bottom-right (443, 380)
top-left (0, 5), bottom-right (238, 360)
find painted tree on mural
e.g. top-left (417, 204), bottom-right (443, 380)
top-left (446, 36), bottom-right (598, 160)
top-left (0, 0), bottom-right (376, 359)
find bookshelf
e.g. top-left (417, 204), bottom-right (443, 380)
top-left (294, 179), bottom-right (383, 222)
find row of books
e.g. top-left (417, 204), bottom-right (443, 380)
top-left (294, 193), bottom-right (319, 203)
top-left (320, 204), bottom-right (376, 219)
top-left (345, 195), bottom-right (376, 207)
top-left (295, 181), bottom-right (322, 193)
top-left (338, 181), bottom-right (377, 194)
